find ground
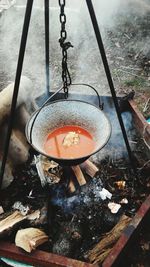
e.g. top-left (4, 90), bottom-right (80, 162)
top-left (0, 1), bottom-right (149, 118)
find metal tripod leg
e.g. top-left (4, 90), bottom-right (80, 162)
top-left (44, 0), bottom-right (50, 96)
top-left (0, 0), bottom-right (34, 189)
top-left (85, 0), bottom-right (135, 169)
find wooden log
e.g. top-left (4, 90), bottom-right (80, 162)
top-left (15, 103), bottom-right (30, 131)
top-left (0, 211), bottom-right (25, 236)
top-left (85, 215), bottom-right (132, 264)
top-left (0, 127), bottom-right (29, 165)
top-left (71, 165), bottom-right (86, 186)
top-left (0, 207), bottom-right (4, 215)
top-left (80, 160), bottom-right (99, 178)
top-left (0, 154), bottom-right (14, 189)
top-left (68, 178), bottom-right (76, 193)
top-left (15, 228), bottom-right (48, 253)
top-left (0, 76), bottom-right (32, 126)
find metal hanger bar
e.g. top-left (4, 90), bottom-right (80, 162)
top-left (44, 0), bottom-right (50, 95)
top-left (85, 0), bottom-right (135, 168)
top-left (0, 0), bottom-right (34, 189)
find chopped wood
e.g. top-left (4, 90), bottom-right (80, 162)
top-left (71, 165), bottom-right (86, 186)
top-left (80, 160), bottom-right (99, 178)
top-left (27, 210), bottom-right (41, 221)
top-left (0, 211), bottom-right (25, 236)
top-left (68, 178), bottom-right (76, 193)
top-left (85, 214), bottom-right (132, 264)
top-left (15, 227), bottom-right (48, 253)
top-left (0, 207), bottom-right (4, 215)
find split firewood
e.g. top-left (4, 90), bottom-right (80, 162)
top-left (85, 214), bottom-right (132, 264)
top-left (0, 127), bottom-right (29, 165)
top-left (71, 165), bottom-right (86, 186)
top-left (68, 178), bottom-right (76, 193)
top-left (15, 227), bottom-right (48, 253)
top-left (80, 160), bottom-right (99, 178)
top-left (0, 211), bottom-right (25, 236)
top-left (0, 206), bottom-right (4, 215)
top-left (0, 76), bottom-right (32, 126)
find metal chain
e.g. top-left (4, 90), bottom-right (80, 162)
top-left (58, 0), bottom-right (73, 98)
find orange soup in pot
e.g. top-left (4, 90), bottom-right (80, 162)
top-left (44, 125), bottom-right (95, 159)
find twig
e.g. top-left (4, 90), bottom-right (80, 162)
top-left (124, 33), bottom-right (130, 40)
top-left (142, 125), bottom-right (150, 150)
top-left (120, 66), bottom-right (142, 71)
top-left (118, 69), bottom-right (139, 77)
top-left (117, 69), bottom-right (147, 78)
top-left (143, 98), bottom-right (150, 113)
top-left (138, 160), bottom-right (150, 171)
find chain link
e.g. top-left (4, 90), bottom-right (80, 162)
top-left (58, 0), bottom-right (73, 98)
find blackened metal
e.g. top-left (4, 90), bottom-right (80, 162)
top-left (85, 0), bottom-right (135, 169)
top-left (0, 0), bottom-right (34, 189)
top-left (44, 0), bottom-right (50, 96)
top-left (71, 83), bottom-right (103, 109)
top-left (58, 0), bottom-right (73, 98)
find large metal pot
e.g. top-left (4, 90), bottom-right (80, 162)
top-left (26, 99), bottom-right (111, 165)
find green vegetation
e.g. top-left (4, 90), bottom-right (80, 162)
top-left (124, 77), bottom-right (147, 87)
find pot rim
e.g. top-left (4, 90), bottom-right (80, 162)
top-left (26, 99), bottom-right (112, 163)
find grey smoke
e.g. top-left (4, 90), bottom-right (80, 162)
top-left (0, 0), bottom-right (149, 96)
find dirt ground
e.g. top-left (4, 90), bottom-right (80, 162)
top-left (0, 0), bottom-right (149, 119)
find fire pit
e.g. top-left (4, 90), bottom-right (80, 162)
top-left (0, 95), bottom-right (150, 267)
top-left (0, 0), bottom-right (150, 266)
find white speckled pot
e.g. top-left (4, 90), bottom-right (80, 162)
top-left (26, 100), bottom-right (111, 165)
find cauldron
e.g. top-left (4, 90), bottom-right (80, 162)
top-left (26, 99), bottom-right (111, 165)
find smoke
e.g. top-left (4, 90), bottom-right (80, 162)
top-left (0, 0), bottom-right (149, 97)
top-left (92, 110), bottom-right (136, 163)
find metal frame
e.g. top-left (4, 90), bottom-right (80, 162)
top-left (0, 0), bottom-right (134, 186)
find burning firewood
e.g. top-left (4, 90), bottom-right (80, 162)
top-left (80, 160), bottom-right (99, 178)
top-left (71, 165), bottom-right (86, 186)
top-left (68, 178), bottom-right (76, 193)
top-left (0, 211), bottom-right (26, 236)
top-left (84, 215), bottom-right (132, 264)
top-left (15, 228), bottom-right (48, 253)
top-left (114, 180), bottom-right (126, 190)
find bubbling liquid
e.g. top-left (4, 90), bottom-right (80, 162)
top-left (44, 125), bottom-right (95, 159)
